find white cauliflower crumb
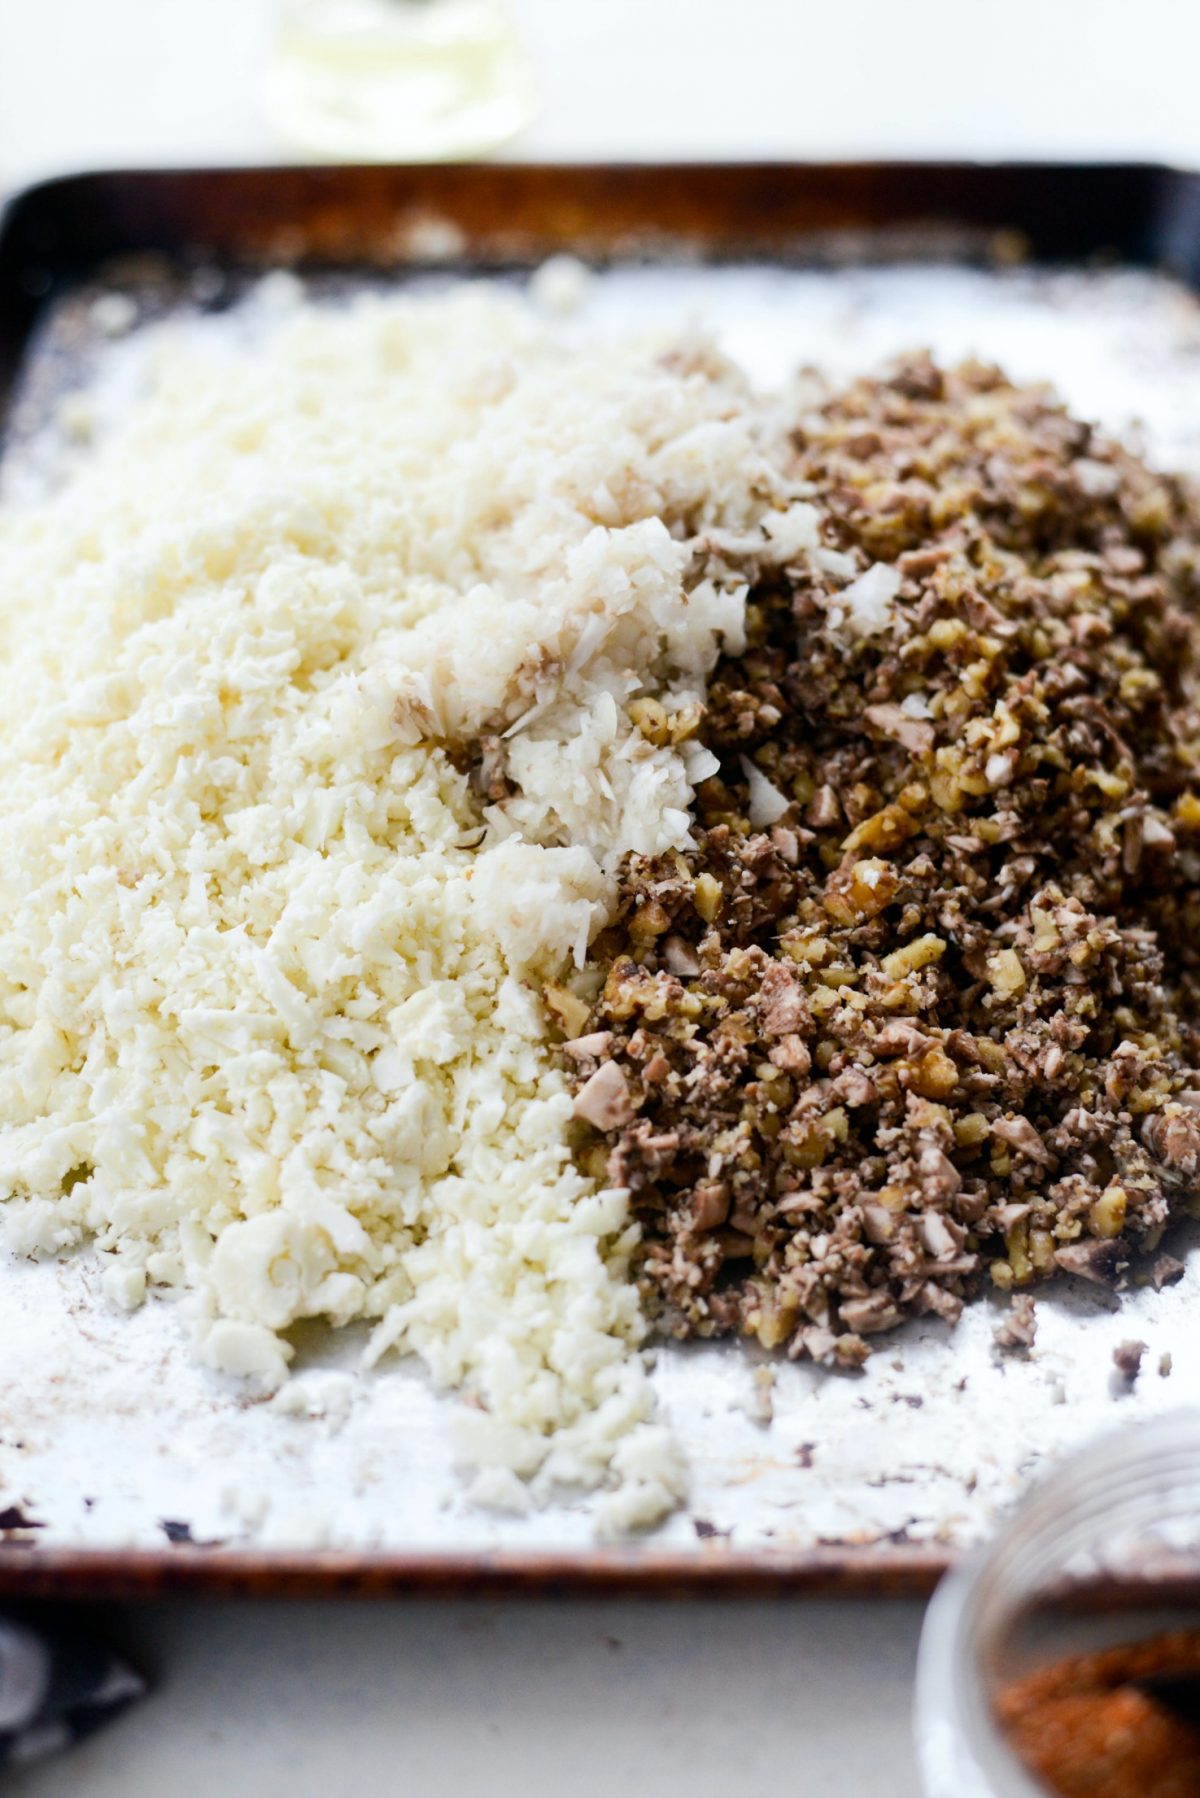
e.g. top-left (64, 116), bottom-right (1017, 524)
top-left (739, 755), bottom-right (791, 826)
top-left (270, 1371), bottom-right (357, 1425)
top-left (467, 1467), bottom-right (534, 1515)
top-left (89, 292), bottom-right (138, 337)
top-left (762, 500), bottom-right (821, 561)
top-left (596, 1426), bottom-right (689, 1535)
top-left (838, 560), bottom-right (902, 636)
top-left (530, 253), bottom-right (592, 317)
top-left (101, 1261), bottom-right (147, 1312)
top-left (200, 1320), bottom-right (293, 1389)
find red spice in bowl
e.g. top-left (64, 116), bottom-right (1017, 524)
top-left (997, 1630), bottom-right (1200, 1797)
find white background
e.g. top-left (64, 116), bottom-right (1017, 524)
top-left (3, 2), bottom-right (1200, 1792)
top-left (4, 0), bottom-right (1200, 183)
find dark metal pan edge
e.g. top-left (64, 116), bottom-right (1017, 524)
top-left (0, 1543), bottom-right (950, 1602)
top-left (0, 157), bottom-right (1187, 267)
top-left (4, 159), bottom-right (1199, 421)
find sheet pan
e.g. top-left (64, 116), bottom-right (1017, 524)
top-left (2, 163), bottom-right (1200, 1598)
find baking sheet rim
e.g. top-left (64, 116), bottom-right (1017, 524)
top-left (0, 1543), bottom-right (951, 1601)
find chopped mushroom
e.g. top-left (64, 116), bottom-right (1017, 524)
top-left (572, 1061), bottom-right (634, 1130)
top-left (562, 356), bottom-right (1200, 1365)
top-left (993, 1293), bottom-right (1038, 1353)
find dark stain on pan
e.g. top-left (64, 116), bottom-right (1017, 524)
top-left (0, 1505), bottom-right (43, 1534)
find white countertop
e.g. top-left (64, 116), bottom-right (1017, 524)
top-left (7, 1599), bottom-right (927, 1798)
top-left (2, 3), bottom-right (1198, 1792)
top-left (3, 0), bottom-right (1200, 185)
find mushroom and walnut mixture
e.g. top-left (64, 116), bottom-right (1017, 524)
top-left (558, 355), bottom-right (1200, 1366)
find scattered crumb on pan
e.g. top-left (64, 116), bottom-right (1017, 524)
top-left (994, 1294), bottom-right (1038, 1354)
top-left (1112, 1338), bottom-right (1149, 1384)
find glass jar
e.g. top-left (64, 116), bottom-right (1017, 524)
top-left (266, 0), bottom-right (535, 161)
top-left (915, 1410), bottom-right (1200, 1797)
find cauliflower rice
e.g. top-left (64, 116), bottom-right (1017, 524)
top-left (0, 283), bottom-right (815, 1524)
